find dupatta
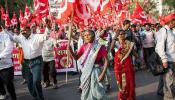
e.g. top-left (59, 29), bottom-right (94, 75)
top-left (114, 41), bottom-right (135, 100)
top-left (80, 42), bottom-right (103, 100)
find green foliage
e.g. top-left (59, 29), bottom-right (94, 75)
top-left (163, 0), bottom-right (175, 10)
top-left (128, 1), bottom-right (158, 14)
top-left (0, 0), bottom-right (33, 18)
top-left (0, 0), bottom-right (5, 8)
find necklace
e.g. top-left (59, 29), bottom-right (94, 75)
top-left (118, 41), bottom-right (130, 61)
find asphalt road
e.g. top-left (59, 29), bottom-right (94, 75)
top-left (9, 70), bottom-right (163, 100)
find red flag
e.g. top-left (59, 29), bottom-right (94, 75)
top-left (33, 0), bottom-right (49, 18)
top-left (131, 2), bottom-right (147, 24)
top-left (132, 18), bottom-right (143, 24)
top-left (110, 0), bottom-right (116, 5)
top-left (100, 0), bottom-right (112, 14)
top-left (75, 0), bottom-right (91, 26)
top-left (49, 0), bottom-right (75, 24)
top-left (114, 0), bottom-right (123, 12)
top-left (121, 0), bottom-right (130, 6)
top-left (11, 13), bottom-right (18, 26)
top-left (19, 10), bottom-right (24, 23)
top-left (159, 16), bottom-right (165, 25)
top-left (118, 10), bottom-right (129, 21)
top-left (30, 15), bottom-right (41, 25)
top-left (24, 5), bottom-right (31, 21)
top-left (19, 10), bottom-right (27, 28)
top-left (159, 13), bottom-right (175, 25)
top-left (85, 0), bottom-right (101, 12)
top-left (5, 10), bottom-right (11, 27)
top-left (1, 7), bottom-right (6, 20)
top-left (147, 15), bottom-right (157, 24)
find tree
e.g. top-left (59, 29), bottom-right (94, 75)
top-left (0, 0), bottom-right (33, 18)
top-left (163, 0), bottom-right (175, 10)
top-left (162, 0), bottom-right (175, 15)
top-left (128, 0), bottom-right (159, 18)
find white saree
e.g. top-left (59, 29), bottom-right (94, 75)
top-left (80, 43), bottom-right (107, 100)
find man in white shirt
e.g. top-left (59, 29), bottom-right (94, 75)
top-left (10, 21), bottom-right (50, 100)
top-left (142, 23), bottom-right (155, 70)
top-left (0, 26), bottom-right (17, 100)
top-left (155, 13), bottom-right (175, 100)
top-left (42, 23), bottom-right (57, 89)
top-left (42, 38), bottom-right (57, 88)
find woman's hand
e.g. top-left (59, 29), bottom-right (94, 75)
top-left (98, 55), bottom-right (108, 82)
top-left (98, 73), bottom-right (105, 82)
top-left (67, 45), bottom-right (79, 60)
top-left (67, 45), bottom-right (72, 52)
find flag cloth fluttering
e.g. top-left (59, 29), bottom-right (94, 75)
top-left (11, 13), bottom-right (18, 26)
top-left (24, 5), bottom-right (32, 21)
top-left (48, 0), bottom-right (75, 24)
top-left (1, 6), bottom-right (6, 20)
top-left (100, 0), bottom-right (112, 15)
top-left (74, 0), bottom-right (91, 26)
top-left (19, 10), bottom-right (27, 28)
top-left (5, 10), bottom-right (11, 27)
top-left (131, 2), bottom-right (147, 24)
top-left (33, 0), bottom-right (49, 19)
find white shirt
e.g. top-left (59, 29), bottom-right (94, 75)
top-left (173, 28), bottom-right (175, 36)
top-left (142, 30), bottom-right (155, 48)
top-left (13, 33), bottom-right (48, 59)
top-left (0, 32), bottom-right (13, 70)
top-left (42, 38), bottom-right (56, 61)
top-left (155, 25), bottom-right (175, 63)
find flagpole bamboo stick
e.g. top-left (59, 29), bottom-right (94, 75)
top-left (66, 11), bottom-right (74, 84)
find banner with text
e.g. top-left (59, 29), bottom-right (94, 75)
top-left (54, 40), bottom-right (77, 72)
top-left (13, 40), bottom-right (77, 75)
top-left (12, 48), bottom-right (22, 75)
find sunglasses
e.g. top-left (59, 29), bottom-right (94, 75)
top-left (119, 33), bottom-right (125, 35)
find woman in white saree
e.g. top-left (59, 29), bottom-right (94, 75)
top-left (69, 29), bottom-right (108, 100)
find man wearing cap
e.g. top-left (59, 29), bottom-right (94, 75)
top-left (9, 21), bottom-right (51, 100)
top-left (155, 13), bottom-right (175, 100)
top-left (0, 26), bottom-right (17, 100)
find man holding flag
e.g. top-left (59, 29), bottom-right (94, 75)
top-left (8, 19), bottom-right (51, 100)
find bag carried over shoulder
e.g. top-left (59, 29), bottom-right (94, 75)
top-left (148, 28), bottom-right (168, 76)
top-left (147, 51), bottom-right (165, 76)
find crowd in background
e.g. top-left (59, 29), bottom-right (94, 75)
top-left (0, 12), bottom-right (175, 100)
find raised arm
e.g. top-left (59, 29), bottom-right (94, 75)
top-left (2, 28), bottom-right (21, 43)
top-left (68, 44), bottom-right (83, 60)
top-left (36, 27), bottom-right (51, 42)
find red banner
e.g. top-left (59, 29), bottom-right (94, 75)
top-left (13, 40), bottom-right (77, 75)
top-left (54, 40), bottom-right (77, 72)
top-left (12, 47), bottom-right (22, 75)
